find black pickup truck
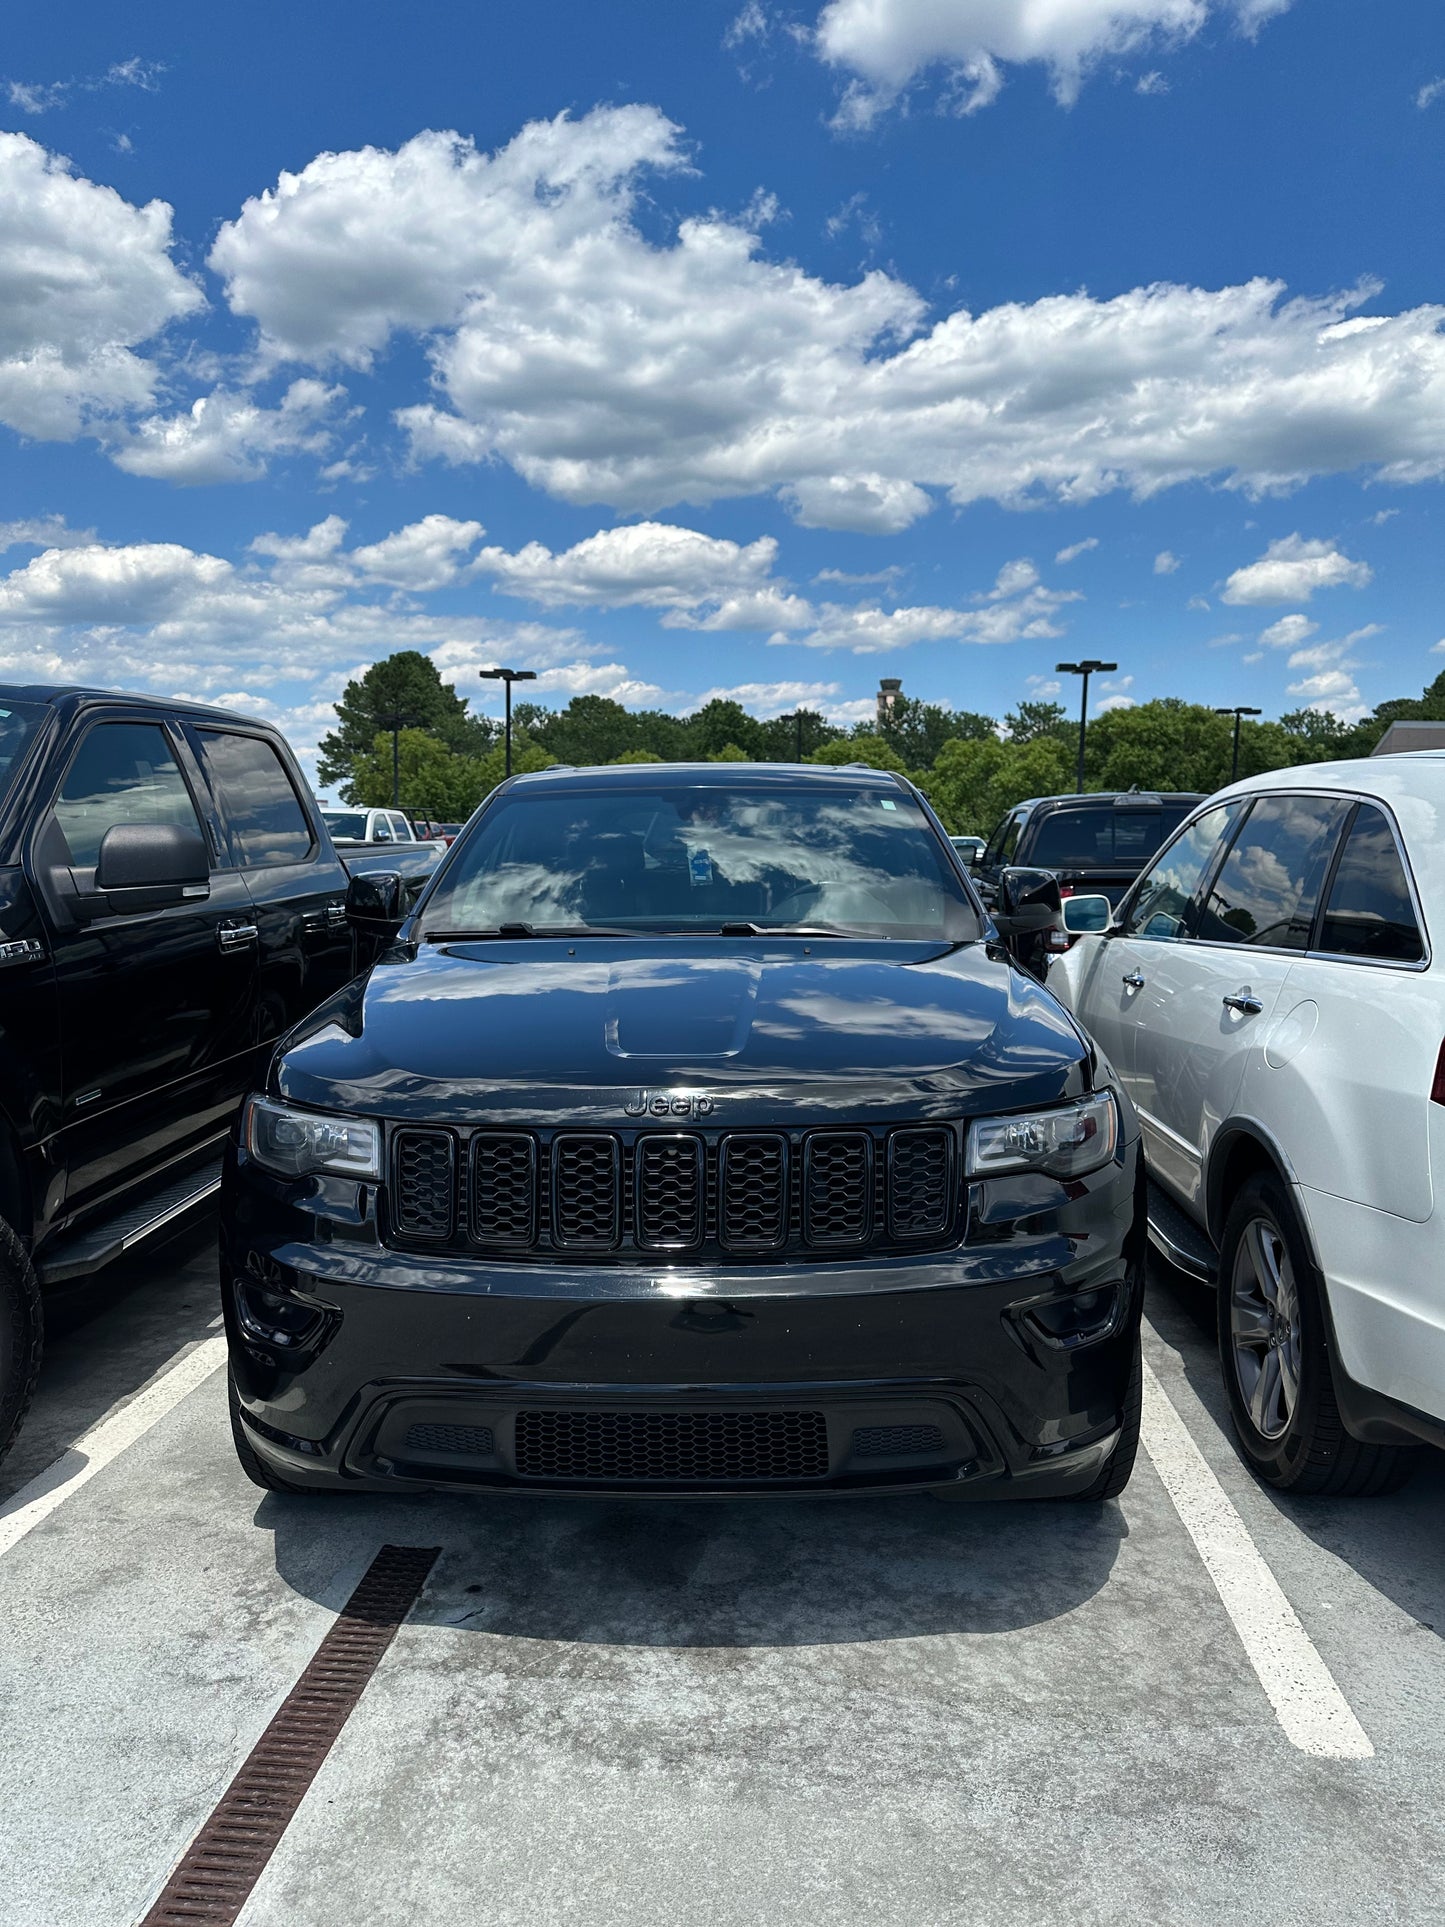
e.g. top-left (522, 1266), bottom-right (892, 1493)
top-left (0, 683), bottom-right (373, 1462)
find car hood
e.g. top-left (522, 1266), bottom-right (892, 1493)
top-left (275, 937), bottom-right (1089, 1126)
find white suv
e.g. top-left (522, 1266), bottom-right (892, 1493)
top-left (1049, 754), bottom-right (1442, 1496)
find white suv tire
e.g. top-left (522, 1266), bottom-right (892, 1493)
top-left (1217, 1173), bottom-right (1415, 1497)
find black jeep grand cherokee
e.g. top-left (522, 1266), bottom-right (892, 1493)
top-left (223, 763), bottom-right (1144, 1502)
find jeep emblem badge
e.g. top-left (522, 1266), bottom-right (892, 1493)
top-left (623, 1090), bottom-right (715, 1118)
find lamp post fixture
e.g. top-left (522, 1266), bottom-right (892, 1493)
top-left (786, 707), bottom-right (815, 761)
top-left (1055, 660), bottom-right (1117, 794)
top-left (1215, 705), bottom-right (1263, 783)
top-left (478, 667), bottom-right (538, 778)
top-left (373, 708), bottom-right (425, 808)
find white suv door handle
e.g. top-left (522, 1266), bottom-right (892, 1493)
top-left (1223, 993), bottom-right (1263, 1015)
top-left (1122, 971), bottom-right (1145, 989)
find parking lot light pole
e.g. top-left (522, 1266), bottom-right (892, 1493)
top-left (1056, 660), bottom-right (1117, 793)
top-left (1215, 705), bottom-right (1263, 783)
top-left (479, 667), bottom-right (538, 777)
top-left (374, 708), bottom-right (424, 808)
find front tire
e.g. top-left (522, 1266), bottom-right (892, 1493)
top-left (1218, 1173), bottom-right (1415, 1497)
top-left (0, 1215), bottom-right (43, 1469)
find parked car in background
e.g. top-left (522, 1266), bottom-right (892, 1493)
top-left (412, 819), bottom-right (464, 845)
top-left (1050, 756), bottom-right (1445, 1496)
top-left (223, 761), bottom-right (1144, 1505)
top-left (950, 833), bottom-right (986, 865)
top-left (0, 683), bottom-right (374, 1463)
top-left (321, 805), bottom-right (445, 903)
top-left (972, 792), bottom-right (1206, 914)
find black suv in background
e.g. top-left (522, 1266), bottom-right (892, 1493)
top-left (970, 791), bottom-right (1206, 911)
top-left (0, 685), bottom-right (361, 1461)
top-left (223, 761), bottom-right (1145, 1505)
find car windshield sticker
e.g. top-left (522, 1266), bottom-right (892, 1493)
top-left (880, 799), bottom-right (897, 810)
top-left (689, 846), bottom-right (713, 886)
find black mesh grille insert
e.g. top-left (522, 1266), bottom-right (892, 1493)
top-left (392, 1129), bottom-right (455, 1239)
top-left (636, 1135), bottom-right (703, 1248)
top-left (888, 1128), bottom-right (954, 1239)
top-left (515, 1408), bottom-right (829, 1482)
top-left (851, 1423), bottom-right (946, 1459)
top-left (803, 1132), bottom-right (872, 1244)
top-left (552, 1134), bottom-right (621, 1247)
top-left (404, 1423), bottom-right (496, 1456)
top-left (470, 1132), bottom-right (537, 1247)
top-left (720, 1133), bottom-right (788, 1250)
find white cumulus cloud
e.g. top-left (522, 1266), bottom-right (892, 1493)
top-left (111, 379), bottom-right (347, 483)
top-left (1154, 549), bottom-right (1181, 573)
top-left (1055, 537), bottom-right (1098, 564)
top-left (813, 0), bottom-right (1292, 122)
top-left (0, 131), bottom-right (202, 440)
top-left (201, 110), bottom-right (1445, 526)
top-left (1257, 612), bottom-right (1318, 649)
top-left (1222, 533), bottom-right (1373, 604)
top-left (471, 522), bottom-right (781, 613)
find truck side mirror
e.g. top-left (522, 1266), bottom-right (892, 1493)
top-left (346, 869), bottom-right (405, 935)
top-left (91, 822), bottom-right (210, 908)
top-left (993, 866), bottom-right (1063, 935)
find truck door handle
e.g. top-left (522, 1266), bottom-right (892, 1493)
top-left (1122, 971), bottom-right (1145, 989)
top-left (217, 921), bottom-right (258, 952)
top-left (1223, 993), bottom-right (1263, 1015)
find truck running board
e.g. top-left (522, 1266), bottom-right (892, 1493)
top-left (37, 1155), bottom-right (223, 1285)
top-left (1145, 1179), bottom-right (1218, 1285)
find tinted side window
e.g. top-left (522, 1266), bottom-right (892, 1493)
top-left (54, 722), bottom-right (202, 868)
top-left (197, 730), bottom-right (312, 866)
top-left (1196, 794), bottom-right (1348, 950)
top-left (1319, 805), bottom-right (1424, 963)
top-left (1124, 803), bottom-right (1240, 941)
top-left (391, 814), bottom-right (415, 841)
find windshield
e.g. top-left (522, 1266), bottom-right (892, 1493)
top-left (420, 782), bottom-right (982, 941)
top-left (1028, 803), bottom-right (1194, 871)
top-left (0, 701), bottom-right (45, 810)
top-left (323, 809), bottom-right (369, 840)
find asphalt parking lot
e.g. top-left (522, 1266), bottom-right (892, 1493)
top-left (4, 1222), bottom-right (1445, 1927)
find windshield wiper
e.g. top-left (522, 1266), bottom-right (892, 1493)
top-left (422, 923), bottom-right (638, 942)
top-left (714, 921), bottom-right (871, 938)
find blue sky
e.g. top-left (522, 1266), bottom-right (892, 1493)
top-left (1, 0), bottom-right (1442, 781)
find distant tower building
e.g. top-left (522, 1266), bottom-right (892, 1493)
top-left (877, 678), bottom-right (903, 728)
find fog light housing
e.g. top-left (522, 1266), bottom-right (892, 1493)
top-left (1022, 1283), bottom-right (1123, 1350)
top-left (235, 1275), bottom-right (328, 1350)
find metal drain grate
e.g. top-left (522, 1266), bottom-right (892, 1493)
top-left (140, 1543), bottom-right (439, 1925)
top-left (404, 1422), bottom-right (496, 1456)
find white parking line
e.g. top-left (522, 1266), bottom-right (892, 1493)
top-left (1140, 1356), bottom-right (1373, 1760)
top-left (0, 1335), bottom-right (228, 1562)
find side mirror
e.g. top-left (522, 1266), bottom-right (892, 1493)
top-left (86, 822), bottom-right (210, 911)
top-left (1062, 893), bottom-right (1113, 935)
top-left (994, 866), bottom-right (1063, 936)
top-left (346, 868), bottom-right (405, 935)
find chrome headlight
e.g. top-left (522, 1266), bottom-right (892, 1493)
top-left (966, 1091), bottom-right (1118, 1181)
top-left (243, 1096), bottom-right (381, 1180)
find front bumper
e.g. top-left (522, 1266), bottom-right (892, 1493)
top-left (222, 1138), bottom-right (1143, 1500)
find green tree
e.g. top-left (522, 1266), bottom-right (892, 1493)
top-left (1004, 699), bottom-right (1071, 746)
top-left (707, 742), bottom-right (751, 762)
top-left (928, 736), bottom-right (1073, 834)
top-left (610, 748), bottom-right (665, 764)
top-left (875, 697), bottom-right (995, 766)
top-left (348, 729), bottom-right (488, 819)
top-left (318, 650), bottom-right (492, 800)
top-left (807, 736), bottom-right (910, 773)
top-left (683, 700), bottom-right (764, 759)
